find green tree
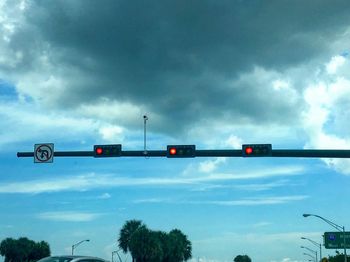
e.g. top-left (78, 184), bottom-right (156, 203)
top-left (118, 221), bottom-right (192, 262)
top-left (29, 241), bottom-right (51, 261)
top-left (0, 238), bottom-right (16, 262)
top-left (118, 220), bottom-right (144, 261)
top-left (167, 229), bottom-right (192, 262)
top-left (0, 237), bottom-right (50, 262)
top-left (233, 254), bottom-right (252, 262)
top-left (328, 254), bottom-right (349, 262)
top-left (129, 226), bottom-right (163, 262)
top-left (154, 231), bottom-right (171, 262)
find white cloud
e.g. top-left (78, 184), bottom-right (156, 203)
top-left (326, 55), bottom-right (346, 74)
top-left (0, 165), bottom-right (304, 194)
top-left (273, 79), bottom-right (290, 91)
top-left (252, 221), bottom-right (272, 228)
top-left (199, 158), bottom-right (226, 173)
top-left (0, 100), bottom-right (96, 147)
top-left (189, 258), bottom-right (221, 262)
top-left (97, 193), bottom-right (112, 199)
top-left (78, 99), bottom-right (144, 122)
top-left (302, 55), bottom-right (350, 175)
top-left (134, 195), bottom-right (309, 206)
top-left (224, 135), bottom-right (243, 149)
top-left (233, 179), bottom-right (291, 191)
top-left (270, 259), bottom-right (302, 262)
top-left (99, 125), bottom-right (124, 143)
top-left (16, 73), bottom-right (68, 105)
top-left (37, 211), bottom-right (103, 222)
top-left (207, 195), bottom-right (309, 206)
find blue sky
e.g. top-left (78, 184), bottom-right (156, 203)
top-left (1, 1), bottom-right (350, 262)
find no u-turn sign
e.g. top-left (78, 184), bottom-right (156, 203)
top-left (34, 143), bottom-right (54, 163)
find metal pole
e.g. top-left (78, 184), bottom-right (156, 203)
top-left (343, 226), bottom-right (347, 262)
top-left (301, 237), bottom-right (323, 262)
top-left (302, 246), bottom-right (318, 262)
top-left (112, 250), bottom-right (122, 262)
top-left (71, 239), bottom-right (89, 256)
top-left (303, 214), bottom-right (346, 262)
top-left (304, 252), bottom-right (316, 262)
top-left (143, 115), bottom-right (148, 155)
top-left (17, 149), bottom-right (350, 158)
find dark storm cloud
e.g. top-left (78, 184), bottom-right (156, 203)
top-left (8, 0), bottom-right (350, 134)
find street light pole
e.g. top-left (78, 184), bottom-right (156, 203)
top-left (302, 237), bottom-right (322, 261)
top-left (302, 246), bottom-right (318, 262)
top-left (71, 239), bottom-right (90, 255)
top-left (112, 250), bottom-right (122, 262)
top-left (303, 252), bottom-right (316, 262)
top-left (303, 214), bottom-right (347, 262)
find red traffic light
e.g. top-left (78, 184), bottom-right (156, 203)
top-left (93, 144), bottom-right (122, 157)
top-left (96, 147), bottom-right (103, 155)
top-left (169, 148), bottom-right (177, 155)
top-left (167, 145), bottom-right (196, 158)
top-left (242, 144), bottom-right (272, 157)
top-left (245, 147), bottom-right (253, 155)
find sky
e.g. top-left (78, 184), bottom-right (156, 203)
top-left (1, 0), bottom-right (350, 262)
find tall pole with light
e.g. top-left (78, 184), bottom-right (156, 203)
top-left (301, 246), bottom-right (318, 262)
top-left (71, 239), bottom-right (90, 255)
top-left (303, 214), bottom-right (347, 262)
top-left (303, 252), bottom-right (316, 262)
top-left (302, 237), bottom-right (322, 261)
top-left (112, 250), bottom-right (122, 262)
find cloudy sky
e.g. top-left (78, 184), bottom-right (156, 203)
top-left (1, 0), bottom-right (350, 261)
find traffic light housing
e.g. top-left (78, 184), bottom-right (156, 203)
top-left (94, 144), bottom-right (122, 157)
top-left (242, 144), bottom-right (272, 157)
top-left (167, 145), bottom-right (196, 158)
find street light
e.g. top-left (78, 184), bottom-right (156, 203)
top-left (301, 246), bottom-right (318, 262)
top-left (302, 237), bottom-right (322, 260)
top-left (71, 239), bottom-right (90, 255)
top-left (303, 252), bottom-right (316, 262)
top-left (112, 250), bottom-right (122, 262)
top-left (303, 214), bottom-right (347, 262)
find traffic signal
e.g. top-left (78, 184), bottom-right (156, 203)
top-left (167, 145), bottom-right (196, 158)
top-left (93, 144), bottom-right (122, 157)
top-left (242, 144), bottom-right (272, 157)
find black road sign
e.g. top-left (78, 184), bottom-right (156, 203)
top-left (34, 143), bottom-right (54, 163)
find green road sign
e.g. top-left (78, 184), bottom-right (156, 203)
top-left (324, 232), bottom-right (350, 249)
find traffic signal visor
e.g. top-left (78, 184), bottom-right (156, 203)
top-left (167, 145), bottom-right (196, 158)
top-left (242, 144), bottom-right (272, 157)
top-left (94, 144), bottom-right (122, 157)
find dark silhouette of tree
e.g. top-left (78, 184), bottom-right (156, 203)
top-left (167, 229), bottom-right (192, 262)
top-left (328, 254), bottom-right (349, 262)
top-left (0, 237), bottom-right (50, 262)
top-left (154, 231), bottom-right (171, 262)
top-left (29, 241), bottom-right (51, 261)
top-left (118, 220), bottom-right (192, 262)
top-left (0, 238), bottom-right (16, 262)
top-left (129, 226), bottom-right (163, 262)
top-left (233, 254), bottom-right (252, 262)
top-left (118, 220), bottom-right (144, 261)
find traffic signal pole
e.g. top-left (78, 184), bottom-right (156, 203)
top-left (17, 149), bottom-right (350, 158)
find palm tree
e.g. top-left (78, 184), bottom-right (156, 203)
top-left (154, 231), bottom-right (171, 262)
top-left (129, 226), bottom-right (163, 262)
top-left (118, 220), bottom-right (144, 261)
top-left (0, 238), bottom-right (16, 262)
top-left (168, 229), bottom-right (192, 262)
top-left (233, 255), bottom-right (252, 262)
